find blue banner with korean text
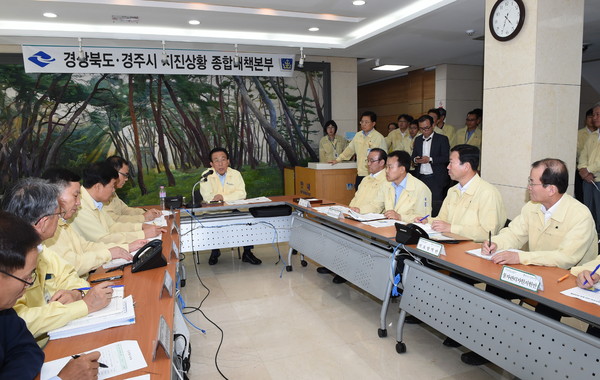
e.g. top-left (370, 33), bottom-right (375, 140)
top-left (22, 45), bottom-right (296, 77)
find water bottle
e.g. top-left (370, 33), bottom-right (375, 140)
top-left (159, 186), bottom-right (166, 209)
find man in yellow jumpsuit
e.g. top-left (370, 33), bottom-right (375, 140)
top-left (200, 147), bottom-right (261, 266)
top-left (2, 178), bottom-right (113, 346)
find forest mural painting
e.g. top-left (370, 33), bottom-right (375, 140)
top-left (0, 62), bottom-right (329, 204)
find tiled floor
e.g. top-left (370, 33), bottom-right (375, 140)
top-left (178, 244), bottom-right (517, 380)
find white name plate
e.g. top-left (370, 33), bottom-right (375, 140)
top-left (416, 237), bottom-right (445, 257)
top-left (500, 266), bottom-right (544, 292)
top-left (298, 199), bottom-right (311, 208)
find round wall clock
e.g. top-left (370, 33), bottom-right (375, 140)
top-left (489, 0), bottom-right (525, 41)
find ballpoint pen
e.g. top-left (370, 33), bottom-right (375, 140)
top-left (418, 214), bottom-right (430, 222)
top-left (582, 263), bottom-right (600, 287)
top-left (71, 354), bottom-right (108, 368)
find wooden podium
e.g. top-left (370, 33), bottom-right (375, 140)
top-left (294, 162), bottom-right (357, 205)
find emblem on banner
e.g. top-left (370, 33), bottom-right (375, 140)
top-left (28, 51), bottom-right (56, 68)
top-left (280, 58), bottom-right (293, 71)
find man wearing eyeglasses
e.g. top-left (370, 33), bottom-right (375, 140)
top-left (2, 178), bottom-right (114, 347)
top-left (71, 162), bottom-right (165, 245)
top-left (42, 168), bottom-right (143, 278)
top-left (104, 156), bottom-right (163, 223)
top-left (0, 211), bottom-right (101, 380)
top-left (454, 110), bottom-right (482, 150)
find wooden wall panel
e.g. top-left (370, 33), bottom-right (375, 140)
top-left (358, 68), bottom-right (436, 136)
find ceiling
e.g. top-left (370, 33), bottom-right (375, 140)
top-left (0, 0), bottom-right (599, 85)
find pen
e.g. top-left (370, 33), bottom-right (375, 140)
top-left (71, 354), bottom-right (108, 368)
top-left (90, 275), bottom-right (123, 284)
top-left (582, 263), bottom-right (600, 286)
top-left (321, 202), bottom-right (335, 206)
top-left (418, 214), bottom-right (430, 222)
top-left (76, 285), bottom-right (124, 291)
top-left (556, 274), bottom-right (569, 283)
top-left (489, 231), bottom-right (492, 246)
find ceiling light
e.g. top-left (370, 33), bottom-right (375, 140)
top-left (371, 64), bottom-right (409, 71)
top-left (353, 0), bottom-right (366, 5)
top-left (188, 20), bottom-right (200, 25)
top-left (43, 12), bottom-right (57, 18)
top-left (308, 27), bottom-right (319, 32)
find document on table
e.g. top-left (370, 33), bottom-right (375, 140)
top-left (362, 219), bottom-right (398, 228)
top-left (40, 340), bottom-right (147, 380)
top-left (145, 214), bottom-right (168, 227)
top-left (48, 296), bottom-right (135, 340)
top-left (103, 257), bottom-right (131, 270)
top-left (345, 209), bottom-right (385, 222)
top-left (226, 196), bottom-right (272, 205)
top-left (313, 205), bottom-right (351, 217)
top-left (561, 284), bottom-right (600, 306)
top-left (465, 248), bottom-right (520, 260)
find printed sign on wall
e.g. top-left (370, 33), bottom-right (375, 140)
top-left (22, 45), bottom-right (295, 77)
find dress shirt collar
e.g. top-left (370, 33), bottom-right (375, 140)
top-left (392, 176), bottom-right (408, 205)
top-left (458, 175), bottom-right (476, 194)
top-left (93, 198), bottom-right (104, 211)
top-left (370, 169), bottom-right (385, 178)
top-left (541, 195), bottom-right (563, 223)
top-left (217, 171), bottom-right (227, 186)
top-left (362, 129), bottom-right (374, 137)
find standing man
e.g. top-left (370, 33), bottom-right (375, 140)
top-left (0, 211), bottom-right (101, 380)
top-left (577, 102), bottom-right (600, 230)
top-left (429, 108), bottom-right (456, 148)
top-left (435, 107), bottom-right (457, 148)
top-left (575, 108), bottom-right (597, 202)
top-left (200, 147), bottom-right (261, 265)
top-left (418, 145), bottom-right (506, 242)
top-left (411, 115), bottom-right (450, 216)
top-left (455, 110), bottom-right (483, 150)
top-left (386, 114), bottom-right (414, 152)
top-left (330, 111), bottom-right (387, 189)
top-left (367, 150), bottom-right (432, 222)
top-left (105, 156), bottom-right (163, 222)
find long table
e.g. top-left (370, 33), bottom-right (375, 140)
top-left (41, 211), bottom-right (181, 380)
top-left (397, 241), bottom-right (600, 378)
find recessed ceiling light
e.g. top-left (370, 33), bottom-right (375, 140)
top-left (371, 64), bottom-right (409, 71)
top-left (308, 27), bottom-right (319, 32)
top-left (188, 20), bottom-right (200, 25)
top-left (353, 0), bottom-right (366, 5)
top-left (43, 12), bottom-right (57, 18)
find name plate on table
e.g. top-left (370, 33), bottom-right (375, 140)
top-left (171, 240), bottom-right (180, 260)
top-left (153, 315), bottom-right (172, 361)
top-left (160, 269), bottom-right (174, 299)
top-left (500, 266), bottom-right (544, 292)
top-left (416, 237), bottom-right (445, 257)
top-left (298, 198), bottom-right (311, 208)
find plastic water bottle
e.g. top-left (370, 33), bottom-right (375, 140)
top-left (159, 186), bottom-right (166, 209)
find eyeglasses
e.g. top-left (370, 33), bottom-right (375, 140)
top-left (212, 158), bottom-right (228, 163)
top-left (420, 126), bottom-right (432, 130)
top-left (34, 210), bottom-right (65, 225)
top-left (118, 171), bottom-right (130, 178)
top-left (466, 118), bottom-right (478, 122)
top-left (0, 269), bottom-right (37, 287)
top-left (366, 158), bottom-right (381, 163)
top-left (527, 178), bottom-right (546, 188)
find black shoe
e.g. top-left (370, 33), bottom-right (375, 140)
top-left (461, 351), bottom-right (489, 366)
top-left (242, 251), bottom-right (262, 265)
top-left (208, 250), bottom-right (220, 265)
top-left (316, 267), bottom-right (333, 274)
top-left (332, 275), bottom-right (347, 284)
top-left (404, 315), bottom-right (423, 324)
top-left (442, 337), bottom-right (461, 347)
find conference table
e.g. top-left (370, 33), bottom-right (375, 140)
top-left (41, 211), bottom-right (181, 380)
top-left (41, 196), bottom-right (600, 379)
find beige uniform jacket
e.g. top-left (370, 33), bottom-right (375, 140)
top-left (348, 169), bottom-right (387, 212)
top-left (319, 135), bottom-right (348, 162)
top-left (45, 218), bottom-right (126, 277)
top-left (434, 123), bottom-right (457, 148)
top-left (71, 187), bottom-right (144, 245)
top-left (200, 167), bottom-right (246, 202)
top-left (431, 175), bottom-right (506, 242)
top-left (13, 247), bottom-right (89, 346)
top-left (493, 194), bottom-right (598, 269)
top-left (366, 173), bottom-right (432, 222)
top-left (336, 130), bottom-right (387, 177)
top-left (570, 256), bottom-right (600, 276)
top-left (578, 134), bottom-right (600, 178)
top-left (104, 192), bottom-right (145, 223)
top-left (455, 127), bottom-right (483, 150)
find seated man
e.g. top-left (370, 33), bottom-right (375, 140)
top-left (42, 168), bottom-right (141, 277)
top-left (71, 162), bottom-right (164, 245)
top-left (200, 147), bottom-right (261, 265)
top-left (2, 178), bottom-right (114, 346)
top-left (418, 144), bottom-right (507, 242)
top-left (0, 211), bottom-right (100, 380)
top-left (460, 158), bottom-right (599, 366)
top-left (105, 156), bottom-right (163, 222)
top-left (317, 148), bottom-right (388, 284)
top-left (367, 150), bottom-right (432, 222)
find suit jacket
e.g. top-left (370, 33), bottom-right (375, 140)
top-left (411, 132), bottom-right (450, 186)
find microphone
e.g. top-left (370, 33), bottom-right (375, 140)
top-left (200, 169), bottom-right (213, 182)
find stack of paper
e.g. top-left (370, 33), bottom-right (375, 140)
top-left (561, 284), bottom-right (600, 306)
top-left (48, 290), bottom-right (135, 340)
top-left (346, 209), bottom-right (385, 222)
top-left (41, 340), bottom-right (147, 380)
top-left (465, 248), bottom-right (520, 260)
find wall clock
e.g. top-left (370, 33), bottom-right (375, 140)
top-left (489, 0), bottom-right (525, 41)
